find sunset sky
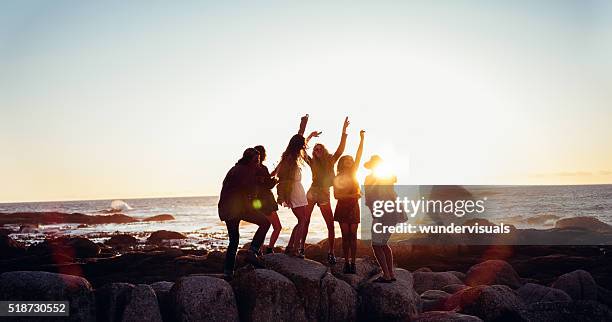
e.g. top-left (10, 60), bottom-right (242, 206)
top-left (1, 1), bottom-right (611, 202)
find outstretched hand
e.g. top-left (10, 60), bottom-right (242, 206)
top-left (301, 114), bottom-right (309, 123)
top-left (309, 131), bottom-right (322, 138)
top-left (360, 130), bottom-right (365, 139)
top-left (343, 117), bottom-right (350, 132)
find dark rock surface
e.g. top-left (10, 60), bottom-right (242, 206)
top-left (171, 275), bottom-right (239, 322)
top-left (465, 260), bottom-right (523, 289)
top-left (147, 230), bottom-right (187, 244)
top-left (551, 269), bottom-right (598, 301)
top-left (413, 271), bottom-right (464, 294)
top-left (0, 271), bottom-right (95, 322)
top-left (443, 285), bottom-right (526, 322)
top-left (232, 268), bottom-right (307, 322)
top-left (517, 283), bottom-right (571, 303)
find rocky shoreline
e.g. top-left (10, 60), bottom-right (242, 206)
top-left (2, 229), bottom-right (612, 321)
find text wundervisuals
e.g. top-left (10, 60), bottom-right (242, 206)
top-left (371, 197), bottom-right (486, 218)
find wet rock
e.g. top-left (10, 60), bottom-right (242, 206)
top-left (147, 230), bottom-right (187, 244)
top-left (359, 275), bottom-right (422, 322)
top-left (142, 214), bottom-right (175, 222)
top-left (106, 234), bottom-right (138, 247)
top-left (414, 311), bottom-right (483, 322)
top-left (329, 257), bottom-right (380, 288)
top-left (465, 260), bottom-right (522, 289)
top-left (520, 300), bottom-right (612, 322)
top-left (0, 234), bottom-right (26, 259)
top-left (421, 290), bottom-right (451, 312)
top-left (443, 285), bottom-right (526, 322)
top-left (0, 271), bottom-right (95, 322)
top-left (413, 271), bottom-right (464, 294)
top-left (0, 212), bottom-right (139, 225)
top-left (551, 269), bottom-right (598, 300)
top-left (170, 275), bottom-right (239, 322)
top-left (29, 236), bottom-right (101, 258)
top-left (555, 216), bottom-right (612, 233)
top-left (19, 224), bottom-right (39, 233)
top-left (517, 283), bottom-right (571, 303)
top-left (150, 281), bottom-right (174, 322)
top-left (231, 268), bottom-right (307, 322)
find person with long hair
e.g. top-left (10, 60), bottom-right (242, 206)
top-left (299, 116), bottom-right (350, 265)
top-left (333, 129), bottom-right (365, 274)
top-left (272, 114), bottom-right (319, 258)
top-left (253, 145), bottom-right (282, 254)
top-left (218, 148), bottom-right (271, 280)
top-left (364, 155), bottom-right (398, 283)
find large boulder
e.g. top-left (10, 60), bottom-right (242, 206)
top-left (150, 281), bottom-right (174, 322)
top-left (142, 214), bottom-right (175, 222)
top-left (0, 271), bottom-right (95, 322)
top-left (551, 269), bottom-right (598, 300)
top-left (95, 283), bottom-right (134, 322)
top-left (262, 254), bottom-right (327, 321)
top-left (520, 300), bottom-right (612, 322)
top-left (231, 268), bottom-right (307, 322)
top-left (320, 273), bottom-right (358, 322)
top-left (106, 234), bottom-right (138, 247)
top-left (421, 290), bottom-right (452, 312)
top-left (171, 275), bottom-right (239, 322)
top-left (414, 311), bottom-right (483, 322)
top-left (121, 284), bottom-right (162, 322)
top-left (413, 271), bottom-right (464, 294)
top-left (147, 230), bottom-right (187, 244)
top-left (28, 237), bottom-right (101, 258)
top-left (0, 234), bottom-right (26, 259)
top-left (262, 253), bottom-right (357, 322)
top-left (517, 283), bottom-right (571, 303)
top-left (393, 268), bottom-right (414, 284)
top-left (465, 260), bottom-right (522, 289)
top-left (443, 285), bottom-right (526, 322)
top-left (329, 257), bottom-right (380, 288)
top-left (554, 216), bottom-right (612, 233)
top-left (359, 276), bottom-right (422, 322)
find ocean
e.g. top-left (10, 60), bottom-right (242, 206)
top-left (1, 185), bottom-right (611, 249)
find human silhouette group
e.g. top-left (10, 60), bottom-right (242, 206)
top-left (218, 114), bottom-right (398, 283)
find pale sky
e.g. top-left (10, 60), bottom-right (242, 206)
top-left (1, 1), bottom-right (611, 202)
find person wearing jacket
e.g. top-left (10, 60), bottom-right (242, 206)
top-left (218, 147), bottom-right (271, 280)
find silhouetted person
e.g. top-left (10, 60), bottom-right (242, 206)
top-left (253, 145), bottom-right (282, 253)
top-left (218, 148), bottom-right (271, 280)
top-left (334, 129), bottom-right (365, 274)
top-left (300, 116), bottom-right (349, 265)
top-left (364, 155), bottom-right (398, 283)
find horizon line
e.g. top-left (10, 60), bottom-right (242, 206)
top-left (1, 183), bottom-right (611, 205)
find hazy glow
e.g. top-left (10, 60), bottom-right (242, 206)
top-left (1, 1), bottom-right (611, 202)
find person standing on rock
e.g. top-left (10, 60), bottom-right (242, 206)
top-left (299, 116), bottom-right (350, 265)
top-left (364, 155), bottom-right (399, 283)
top-left (272, 114), bottom-right (320, 258)
top-left (218, 148), bottom-right (271, 280)
top-left (333, 129), bottom-right (365, 274)
top-left (253, 145), bottom-right (282, 254)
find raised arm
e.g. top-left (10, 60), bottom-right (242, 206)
top-left (332, 117), bottom-right (349, 161)
top-left (354, 130), bottom-right (365, 169)
top-left (298, 114), bottom-right (309, 136)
